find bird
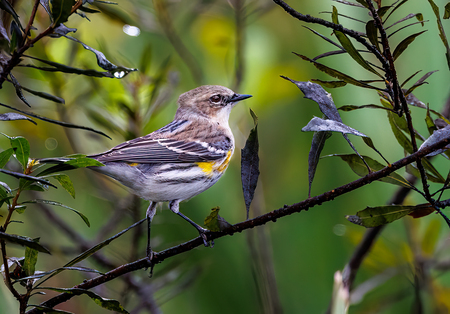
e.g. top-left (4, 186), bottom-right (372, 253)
top-left (41, 85), bottom-right (252, 261)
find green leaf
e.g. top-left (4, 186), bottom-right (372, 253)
top-left (38, 287), bottom-right (129, 313)
top-left (0, 232), bottom-right (51, 254)
top-left (362, 137), bottom-right (390, 164)
top-left (392, 31), bottom-right (426, 60)
top-left (428, 0), bottom-right (450, 70)
top-left (0, 0), bottom-right (24, 31)
top-left (50, 0), bottom-right (76, 25)
top-left (51, 174), bottom-right (75, 198)
top-left (0, 148), bottom-right (14, 168)
top-left (421, 219), bottom-right (441, 255)
top-left (325, 154), bottom-right (415, 189)
top-left (22, 200), bottom-right (90, 227)
top-left (10, 136), bottom-right (30, 170)
top-left (0, 186), bottom-right (11, 207)
top-left (65, 157), bottom-right (104, 168)
top-left (332, 7), bottom-right (382, 77)
top-left (365, 20), bottom-right (380, 52)
top-left (27, 306), bottom-right (73, 314)
top-left (425, 106), bottom-right (437, 135)
top-left (311, 79), bottom-right (347, 88)
top-left (338, 104), bottom-right (389, 111)
top-left (347, 204), bottom-right (434, 227)
top-left (24, 242), bottom-right (39, 276)
top-left (204, 207), bottom-right (231, 232)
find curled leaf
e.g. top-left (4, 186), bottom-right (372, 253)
top-left (302, 117), bottom-right (367, 137)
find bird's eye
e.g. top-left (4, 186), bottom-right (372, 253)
top-left (209, 95), bottom-right (222, 104)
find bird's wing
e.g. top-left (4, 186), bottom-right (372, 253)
top-left (90, 137), bottom-right (231, 164)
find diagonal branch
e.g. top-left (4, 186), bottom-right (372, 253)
top-left (26, 133), bottom-right (450, 314)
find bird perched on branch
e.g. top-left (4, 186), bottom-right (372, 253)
top-left (42, 85), bottom-right (252, 261)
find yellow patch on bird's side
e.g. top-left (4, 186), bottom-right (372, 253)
top-left (127, 162), bottom-right (139, 166)
top-left (217, 150), bottom-right (232, 172)
top-left (196, 161), bottom-right (215, 175)
top-left (197, 151), bottom-right (232, 176)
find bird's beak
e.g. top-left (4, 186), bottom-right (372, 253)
top-left (230, 93), bottom-right (252, 102)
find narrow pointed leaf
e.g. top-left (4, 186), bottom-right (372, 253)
top-left (405, 70), bottom-right (438, 96)
top-left (325, 154), bottom-right (415, 189)
top-left (332, 7), bottom-right (382, 76)
top-left (311, 79), bottom-right (347, 88)
top-left (425, 106), bottom-right (437, 135)
top-left (27, 306), bottom-right (73, 314)
top-left (338, 104), bottom-right (389, 111)
top-left (0, 0), bottom-right (24, 30)
top-left (392, 31), bottom-right (426, 60)
top-left (21, 85), bottom-right (65, 104)
top-left (428, 0), bottom-right (450, 69)
top-left (445, 2), bottom-right (450, 19)
top-left (22, 200), bottom-right (89, 227)
top-left (0, 232), bottom-right (50, 254)
top-left (9, 73), bottom-right (30, 107)
top-left (302, 117), bottom-right (367, 137)
top-left (0, 113), bottom-right (36, 124)
top-left (347, 204), bottom-right (434, 227)
top-left (51, 174), bottom-right (75, 198)
top-left (362, 137), bottom-right (389, 164)
top-left (308, 131), bottom-right (332, 197)
top-left (241, 109), bottom-right (259, 220)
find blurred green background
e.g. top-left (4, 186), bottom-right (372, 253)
top-left (2, 0), bottom-right (450, 313)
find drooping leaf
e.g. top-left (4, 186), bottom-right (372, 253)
top-left (332, 6), bottom-right (382, 77)
top-left (9, 20), bottom-right (22, 53)
top-left (308, 130), bottom-right (332, 197)
top-left (302, 117), bottom-right (367, 137)
top-left (392, 31), bottom-right (426, 60)
top-left (38, 287), bottom-right (129, 313)
top-left (204, 207), bottom-right (231, 232)
top-left (21, 85), bottom-right (65, 104)
top-left (0, 113), bottom-right (36, 124)
top-left (0, 148), bottom-right (14, 168)
top-left (428, 0), bottom-right (450, 69)
top-left (241, 109), bottom-right (260, 220)
top-left (50, 0), bottom-right (76, 25)
top-left (51, 174), bottom-right (75, 198)
top-left (0, 232), bottom-right (51, 254)
top-left (325, 154), bottom-right (415, 189)
top-left (51, 23), bottom-right (77, 37)
top-left (64, 36), bottom-right (137, 78)
top-left (0, 169), bottom-right (57, 188)
top-left (24, 242), bottom-right (39, 276)
top-left (0, 102), bottom-right (111, 139)
top-left (291, 54), bottom-right (382, 90)
top-left (281, 76), bottom-right (343, 122)
top-left (22, 200), bottom-right (89, 227)
top-left (347, 203), bottom-right (434, 227)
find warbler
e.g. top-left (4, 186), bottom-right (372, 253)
top-left (44, 85), bottom-right (251, 259)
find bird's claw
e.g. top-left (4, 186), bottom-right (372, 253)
top-left (199, 230), bottom-right (214, 248)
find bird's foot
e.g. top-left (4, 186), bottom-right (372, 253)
top-left (198, 227), bottom-right (214, 248)
top-left (145, 247), bottom-right (155, 277)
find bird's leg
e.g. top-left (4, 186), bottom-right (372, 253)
top-left (146, 202), bottom-right (158, 264)
top-left (169, 200), bottom-right (213, 248)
